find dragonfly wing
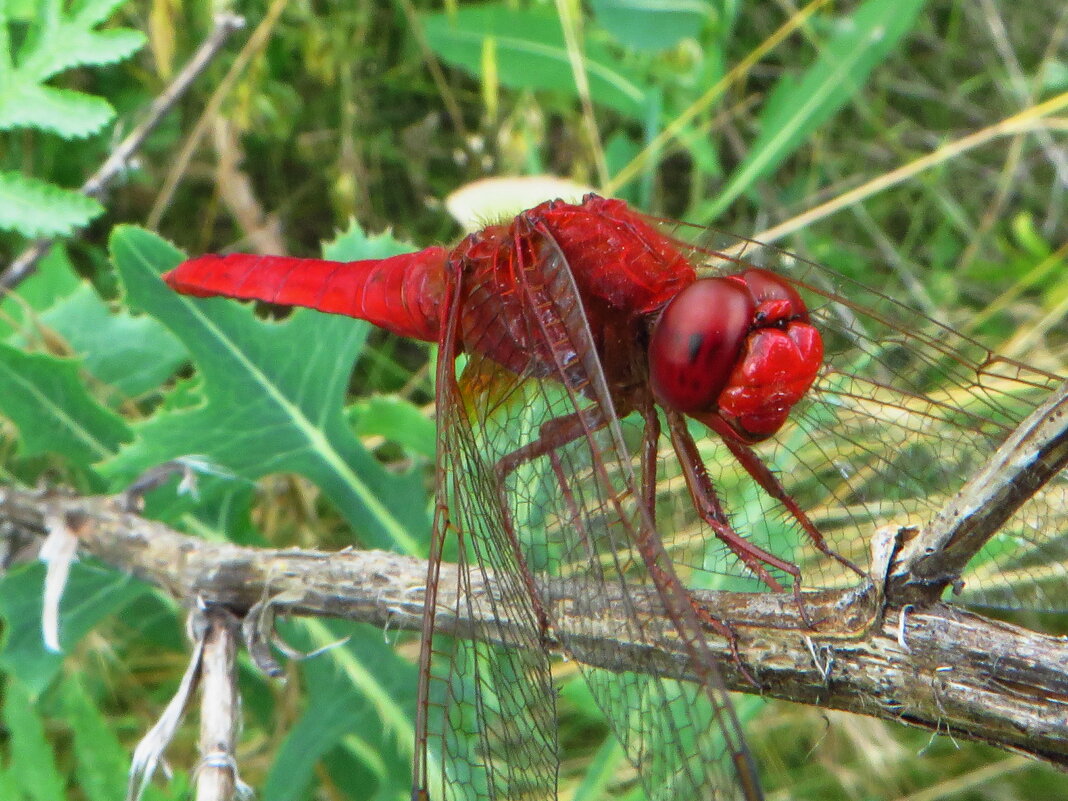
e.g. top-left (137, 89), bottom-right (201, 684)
top-left (416, 259), bottom-right (560, 801)
top-left (663, 224), bottom-right (1067, 611)
top-left (421, 214), bottom-right (762, 800)
top-left (795, 272), bottom-right (1068, 610)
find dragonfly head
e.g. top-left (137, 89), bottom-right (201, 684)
top-left (647, 269), bottom-right (823, 442)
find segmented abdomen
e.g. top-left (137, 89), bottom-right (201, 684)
top-left (163, 248), bottom-right (448, 342)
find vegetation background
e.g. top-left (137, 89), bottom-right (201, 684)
top-left (0, 0), bottom-right (1066, 799)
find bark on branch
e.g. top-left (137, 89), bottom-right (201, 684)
top-left (1, 485), bottom-right (1066, 769)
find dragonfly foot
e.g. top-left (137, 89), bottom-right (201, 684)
top-left (692, 601), bottom-right (762, 689)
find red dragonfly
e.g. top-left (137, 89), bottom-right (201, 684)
top-left (164, 194), bottom-right (1065, 800)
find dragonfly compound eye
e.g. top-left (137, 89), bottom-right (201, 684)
top-left (648, 278), bottom-right (753, 415)
top-left (649, 272), bottom-right (824, 441)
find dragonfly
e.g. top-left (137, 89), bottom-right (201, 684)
top-left (163, 194), bottom-right (1067, 800)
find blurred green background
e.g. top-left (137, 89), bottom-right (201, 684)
top-left (1, 1), bottom-right (1066, 799)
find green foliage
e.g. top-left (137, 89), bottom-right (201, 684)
top-left (1, 2), bottom-right (1065, 801)
top-left (0, 0), bottom-right (144, 237)
top-left (1, 677), bottom-right (65, 801)
top-left (0, 171), bottom-right (104, 236)
top-left (422, 4), bottom-right (652, 119)
top-left (264, 621), bottom-right (417, 801)
top-left (590, 0), bottom-right (711, 52)
top-left (350, 396), bottom-right (436, 461)
top-left (36, 281), bottom-right (187, 399)
top-left (698, 0), bottom-right (929, 218)
top-left (0, 0), bottom-right (145, 137)
top-left (61, 675), bottom-right (132, 801)
top-left (0, 562), bottom-right (148, 691)
top-left (101, 226), bottom-right (430, 554)
top-left (0, 342), bottom-right (130, 465)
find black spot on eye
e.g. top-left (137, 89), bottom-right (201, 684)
top-left (687, 333), bottom-right (703, 363)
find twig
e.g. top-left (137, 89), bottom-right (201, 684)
top-left (146, 0), bottom-right (287, 230)
top-left (0, 13), bottom-right (246, 291)
top-left (2, 485), bottom-right (1066, 766)
top-left (893, 379), bottom-right (1068, 602)
top-left (196, 607), bottom-right (245, 801)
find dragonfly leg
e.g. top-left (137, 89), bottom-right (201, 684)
top-left (495, 406), bottom-right (607, 477)
top-left (703, 415), bottom-right (866, 580)
top-left (638, 401), bottom-right (659, 524)
top-left (638, 404), bottom-right (762, 685)
top-left (493, 407), bottom-right (609, 637)
top-left (545, 446), bottom-right (600, 565)
top-left (666, 410), bottom-right (799, 596)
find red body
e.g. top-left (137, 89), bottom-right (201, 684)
top-left (163, 194), bottom-right (822, 442)
top-left (163, 193), bottom-right (816, 800)
top-left (159, 193), bottom-right (1062, 801)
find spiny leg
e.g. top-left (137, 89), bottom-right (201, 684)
top-left (492, 407), bottom-right (609, 635)
top-left (665, 410), bottom-right (798, 594)
top-left (639, 403), bottom-right (759, 686)
top-left (703, 414), bottom-right (866, 580)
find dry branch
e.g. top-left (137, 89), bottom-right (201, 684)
top-left (195, 607), bottom-right (244, 801)
top-left (1, 485), bottom-right (1066, 769)
top-left (894, 378), bottom-right (1068, 601)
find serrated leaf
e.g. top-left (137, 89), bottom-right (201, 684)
top-left (0, 245), bottom-right (81, 340)
top-left (75, 0), bottom-right (133, 28)
top-left (350, 396), bottom-right (435, 460)
top-left (422, 4), bottom-right (650, 119)
top-left (2, 678), bottom-right (66, 801)
top-left (0, 83), bottom-right (116, 137)
top-left (101, 226), bottom-right (430, 554)
top-left (0, 342), bottom-right (131, 465)
top-left (3, 0), bottom-right (144, 82)
top-left (0, 0), bottom-right (144, 137)
top-left (699, 0), bottom-right (927, 218)
top-left (0, 171), bottom-right (104, 236)
top-left (39, 283), bottom-right (188, 399)
top-left (324, 219), bottom-right (421, 261)
top-left (47, 27), bottom-right (145, 73)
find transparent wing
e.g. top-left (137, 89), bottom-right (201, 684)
top-left (651, 222), bottom-right (1068, 612)
top-left (418, 216), bottom-right (761, 801)
top-left (416, 260), bottom-right (560, 801)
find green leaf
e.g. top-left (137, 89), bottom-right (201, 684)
top-left (350, 396), bottom-right (436, 461)
top-left (2, 255), bottom-right (187, 398)
top-left (570, 736), bottom-right (626, 801)
top-left (61, 676), bottom-right (129, 801)
top-left (2, 677), bottom-right (66, 801)
top-left (422, 4), bottom-right (650, 119)
top-left (0, 765), bottom-right (18, 801)
top-left (0, 84), bottom-right (116, 138)
top-left (0, 562), bottom-right (149, 692)
top-left (0, 0), bottom-right (144, 84)
top-left (0, 171), bottom-right (104, 237)
top-left (591, 0), bottom-right (711, 52)
top-left (0, 342), bottom-right (131, 466)
top-left (698, 0), bottom-right (927, 218)
top-left (265, 621), bottom-right (416, 801)
top-left (101, 226), bottom-right (430, 554)
top-left (39, 283), bottom-right (188, 399)
top-left (0, 246), bottom-right (81, 340)
top-left (0, 0), bottom-right (142, 239)
top-left (325, 218), bottom-right (422, 261)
